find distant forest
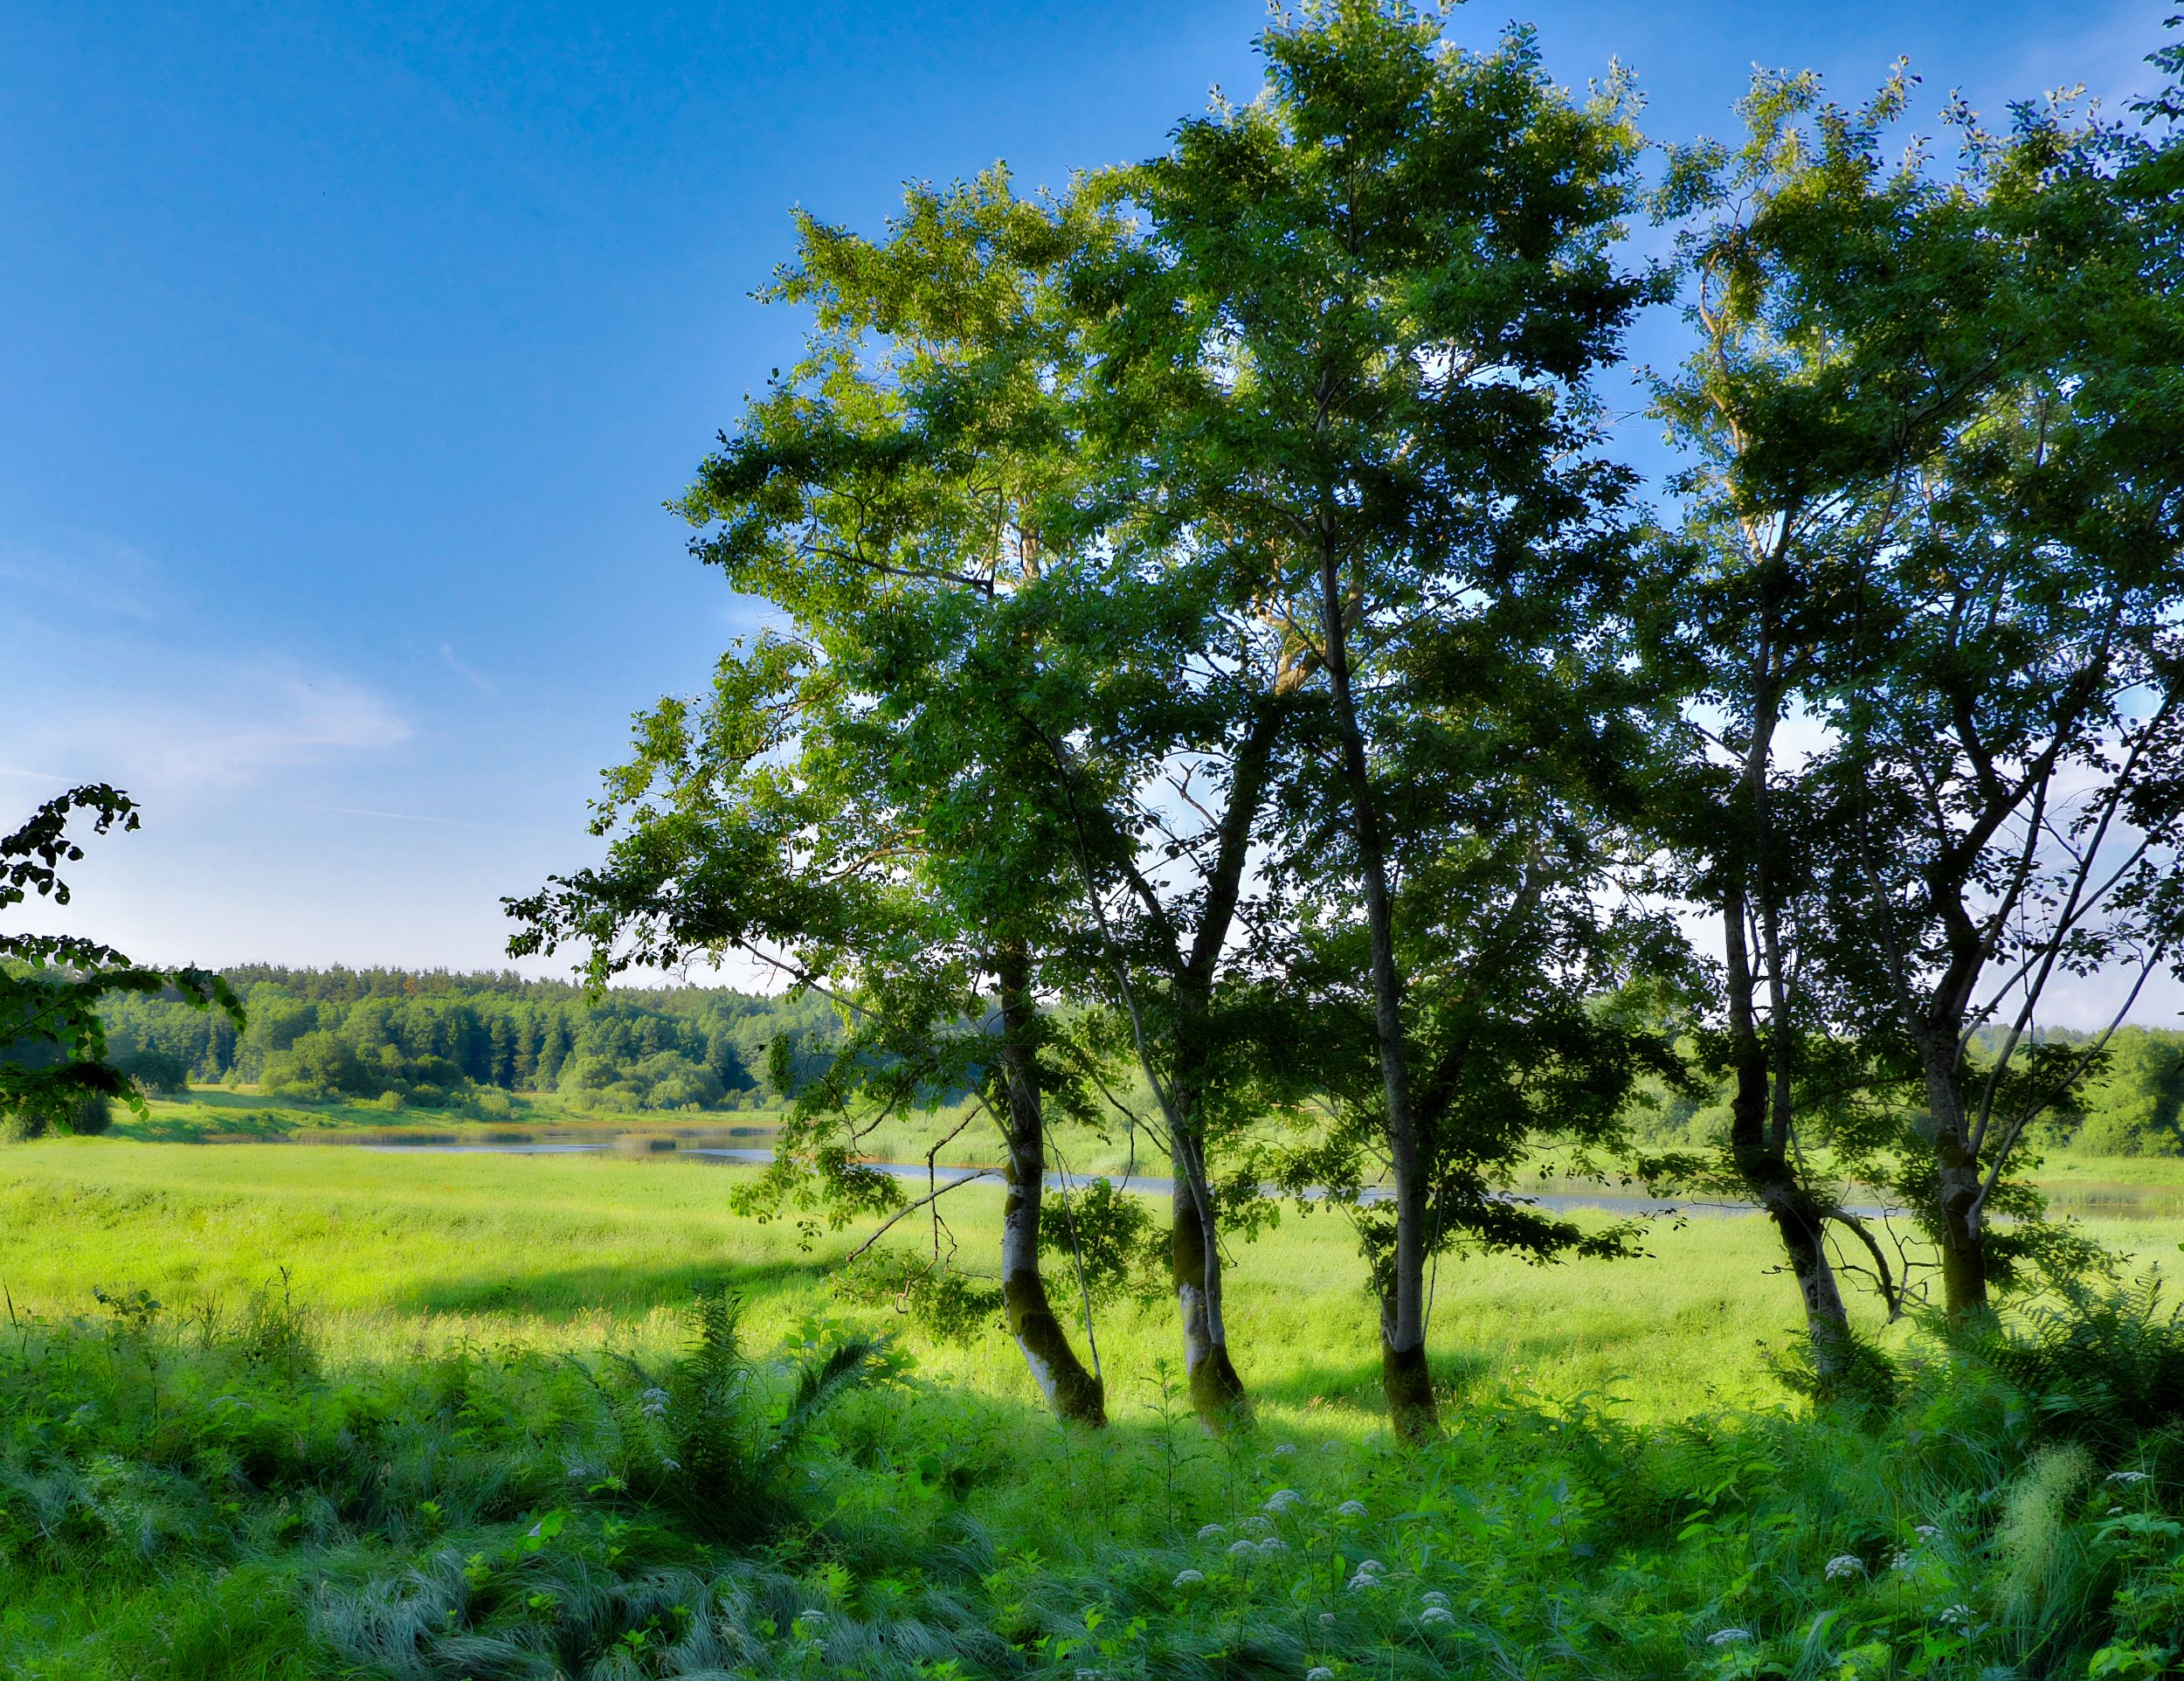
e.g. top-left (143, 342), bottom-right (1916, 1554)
top-left (99, 966), bottom-right (845, 1113)
top-left (93, 963), bottom-right (2184, 1152)
top-left (1633, 1025), bottom-right (2184, 1160)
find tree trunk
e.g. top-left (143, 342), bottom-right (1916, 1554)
top-left (1918, 1041), bottom-right (1989, 1317)
top-left (1171, 1145), bottom-right (1248, 1427)
top-left (1152, 701), bottom-right (1289, 1430)
top-left (1717, 627), bottom-right (1863, 1389)
top-left (995, 949), bottom-right (1107, 1424)
top-left (1317, 536), bottom-right (1436, 1442)
top-left (1379, 1298), bottom-right (1435, 1435)
top-left (1721, 903), bottom-right (1860, 1393)
top-left (1727, 1040), bottom-right (1859, 1386)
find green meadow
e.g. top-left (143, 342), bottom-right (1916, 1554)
top-left (10, 1138), bottom-right (2184, 1415)
top-left (0, 1138), bottom-right (1913, 1413)
top-left (7, 1138), bottom-right (2184, 1678)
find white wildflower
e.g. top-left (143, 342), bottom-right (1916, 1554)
top-left (1198, 1524), bottom-right (1227, 1540)
top-left (1306, 1669), bottom-right (1336, 1681)
top-left (1346, 1574), bottom-right (1382, 1594)
top-left (1273, 1442), bottom-right (1298, 1456)
top-left (1888, 1548), bottom-right (1916, 1573)
top-left (1420, 1590), bottom-right (1449, 1609)
top-left (1354, 1558), bottom-right (1386, 1575)
top-left (1318, 1614), bottom-right (1336, 1628)
top-left (1937, 1604), bottom-right (1975, 1629)
top-left (1172, 1569), bottom-right (1205, 1587)
top-left (1706, 1629), bottom-right (1752, 1647)
top-left (1243, 1514), bottom-right (1275, 1535)
top-left (2108, 1470), bottom-right (2150, 1485)
top-left (1913, 1525), bottom-right (1941, 1541)
top-left (1266, 1489), bottom-right (1304, 1513)
top-left (639, 1387), bottom-right (670, 1421)
top-left (659, 1456), bottom-right (681, 1472)
top-left (1259, 1537), bottom-right (1289, 1555)
top-left (1824, 1554), bottom-right (1865, 1581)
top-left (1228, 1539), bottom-right (1259, 1557)
top-left (1336, 1500), bottom-right (1369, 1519)
top-left (1420, 1606), bottom-right (1455, 1627)
top-left (2110, 1504), bottom-right (2125, 1515)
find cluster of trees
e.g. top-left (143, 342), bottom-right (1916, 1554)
top-left (94, 968), bottom-right (842, 1112)
top-left (515, 2), bottom-right (2184, 1440)
top-left (2035, 1027), bottom-right (2184, 1158)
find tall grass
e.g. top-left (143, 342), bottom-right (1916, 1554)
top-left (0, 1140), bottom-right (1942, 1412)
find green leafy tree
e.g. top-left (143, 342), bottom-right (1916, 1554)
top-left (1656, 62), bottom-right (2184, 1319)
top-left (1091, 0), bottom-right (1660, 1436)
top-left (1643, 66), bottom-right (1952, 1384)
top-left (1809, 86), bottom-right (2183, 1318)
top-left (512, 176), bottom-right (1127, 1424)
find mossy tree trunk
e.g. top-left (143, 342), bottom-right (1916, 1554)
top-left (1168, 1109), bottom-right (1246, 1427)
top-left (1918, 1038), bottom-right (1991, 1318)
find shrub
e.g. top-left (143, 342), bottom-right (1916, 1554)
top-left (259, 1030), bottom-right (372, 1098)
top-left (58, 1091), bottom-right (112, 1135)
top-left (611, 1285), bottom-right (901, 1545)
top-left (118, 1048), bottom-right (191, 1095)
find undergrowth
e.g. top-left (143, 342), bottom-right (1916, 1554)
top-left (3, 1281), bottom-right (2184, 1678)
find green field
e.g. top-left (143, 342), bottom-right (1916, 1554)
top-left (0, 1138), bottom-right (1931, 1414)
top-left (5, 1138), bottom-right (2184, 1678)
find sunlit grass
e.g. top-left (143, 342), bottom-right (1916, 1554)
top-left (20, 1138), bottom-right (2176, 1425)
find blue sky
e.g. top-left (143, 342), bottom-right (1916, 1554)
top-left (1, 0), bottom-right (2169, 1020)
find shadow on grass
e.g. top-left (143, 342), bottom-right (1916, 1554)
top-left (1227, 1349), bottom-right (1495, 1416)
top-left (385, 1255), bottom-right (830, 1319)
top-left (112, 1114), bottom-right (302, 1143)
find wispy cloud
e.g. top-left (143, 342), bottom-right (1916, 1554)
top-left (3, 658), bottom-right (413, 797)
top-left (439, 641), bottom-right (498, 695)
top-left (2009, 2), bottom-right (2169, 113)
top-left (134, 669), bottom-right (412, 788)
top-left (0, 534), bottom-right (163, 623)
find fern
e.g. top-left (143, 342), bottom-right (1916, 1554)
top-left (646, 1285), bottom-right (894, 1542)
top-left (768, 1335), bottom-right (890, 1467)
top-left (1961, 1269), bottom-right (2184, 1448)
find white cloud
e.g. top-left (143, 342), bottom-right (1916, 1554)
top-left (3, 657), bottom-right (412, 798)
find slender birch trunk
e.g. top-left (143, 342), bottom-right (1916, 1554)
top-left (994, 947), bottom-right (1107, 1424)
top-left (1165, 1059), bottom-right (1247, 1423)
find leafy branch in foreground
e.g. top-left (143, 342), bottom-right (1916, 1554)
top-left (1, 785), bottom-right (243, 1138)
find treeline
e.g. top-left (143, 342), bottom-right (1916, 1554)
top-left (99, 966), bottom-right (842, 1112)
top-left (1636, 1027), bottom-right (2184, 1159)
